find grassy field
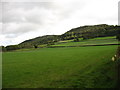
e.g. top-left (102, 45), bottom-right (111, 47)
top-left (2, 45), bottom-right (118, 88)
top-left (52, 36), bottom-right (118, 46)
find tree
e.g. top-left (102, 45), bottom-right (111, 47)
top-left (0, 46), bottom-right (6, 52)
top-left (116, 29), bottom-right (120, 41)
top-left (2, 46), bottom-right (6, 52)
top-left (34, 45), bottom-right (38, 48)
top-left (116, 35), bottom-right (120, 41)
top-left (74, 37), bottom-right (79, 42)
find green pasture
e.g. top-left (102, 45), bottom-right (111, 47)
top-left (52, 36), bottom-right (118, 46)
top-left (2, 45), bottom-right (118, 88)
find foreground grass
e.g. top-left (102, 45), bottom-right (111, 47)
top-left (3, 45), bottom-right (117, 88)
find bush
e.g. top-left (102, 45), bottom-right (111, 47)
top-left (74, 37), bottom-right (79, 42)
top-left (34, 45), bottom-right (38, 48)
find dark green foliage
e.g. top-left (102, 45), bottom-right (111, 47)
top-left (5, 45), bottom-right (20, 51)
top-left (19, 35), bottom-right (60, 47)
top-left (74, 37), bottom-right (79, 42)
top-left (0, 46), bottom-right (6, 52)
top-left (117, 46), bottom-right (120, 58)
top-left (116, 27), bottom-right (120, 41)
top-left (34, 45), bottom-right (38, 49)
top-left (116, 35), bottom-right (120, 41)
top-left (47, 42), bottom-right (55, 46)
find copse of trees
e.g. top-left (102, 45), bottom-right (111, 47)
top-left (0, 46), bottom-right (6, 52)
top-left (116, 27), bottom-right (120, 41)
top-left (34, 45), bottom-right (38, 48)
top-left (74, 37), bottom-right (79, 42)
top-left (5, 45), bottom-right (20, 51)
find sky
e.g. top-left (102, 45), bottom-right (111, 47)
top-left (0, 0), bottom-right (119, 46)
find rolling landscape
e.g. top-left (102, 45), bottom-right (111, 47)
top-left (1, 24), bottom-right (120, 88)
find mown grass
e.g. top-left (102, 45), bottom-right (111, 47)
top-left (89, 36), bottom-right (116, 40)
top-left (2, 45), bottom-right (118, 88)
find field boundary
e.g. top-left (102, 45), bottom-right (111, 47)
top-left (48, 44), bottom-right (120, 48)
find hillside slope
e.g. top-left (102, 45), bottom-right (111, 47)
top-left (2, 24), bottom-right (119, 51)
top-left (20, 24), bottom-right (119, 47)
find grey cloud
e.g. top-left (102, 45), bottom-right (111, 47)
top-left (2, 1), bottom-right (85, 23)
top-left (5, 34), bottom-right (18, 38)
top-left (2, 2), bottom-right (54, 23)
top-left (2, 2), bottom-right (53, 10)
top-left (1, 2), bottom-right (56, 36)
top-left (2, 22), bottom-right (40, 35)
top-left (1, 1), bottom-right (86, 40)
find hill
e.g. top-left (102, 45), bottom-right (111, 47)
top-left (19, 35), bottom-right (60, 48)
top-left (20, 24), bottom-right (119, 46)
top-left (61, 24), bottom-right (119, 40)
top-left (2, 24), bottom-right (120, 51)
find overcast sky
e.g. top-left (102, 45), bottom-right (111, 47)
top-left (0, 0), bottom-right (119, 46)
